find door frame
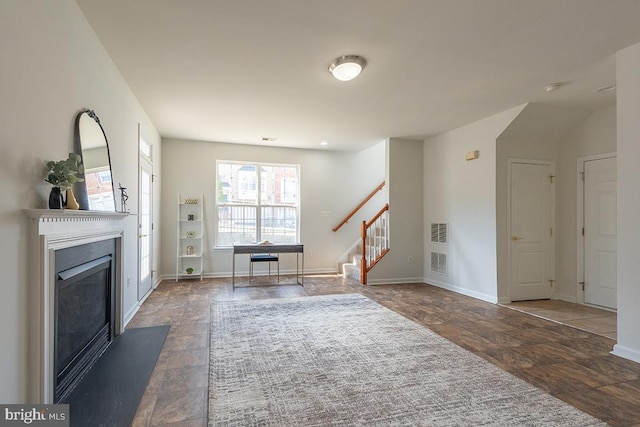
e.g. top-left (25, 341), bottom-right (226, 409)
top-left (138, 125), bottom-right (154, 302)
top-left (507, 158), bottom-right (556, 302)
top-left (576, 152), bottom-right (616, 305)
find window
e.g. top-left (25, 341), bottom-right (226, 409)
top-left (216, 161), bottom-right (299, 246)
top-left (139, 136), bottom-right (151, 159)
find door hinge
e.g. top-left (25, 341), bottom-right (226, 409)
top-left (579, 281), bottom-right (585, 291)
top-left (550, 227), bottom-right (553, 236)
top-left (580, 171), bottom-right (585, 181)
top-left (548, 279), bottom-right (555, 287)
top-left (549, 175), bottom-right (555, 183)
top-left (152, 174), bottom-right (157, 183)
top-left (582, 227), bottom-right (585, 236)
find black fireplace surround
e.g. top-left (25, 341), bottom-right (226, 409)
top-left (54, 239), bottom-right (116, 403)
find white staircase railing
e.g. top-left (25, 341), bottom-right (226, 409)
top-left (360, 203), bottom-right (390, 284)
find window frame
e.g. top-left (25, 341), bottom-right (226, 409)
top-left (215, 160), bottom-right (300, 247)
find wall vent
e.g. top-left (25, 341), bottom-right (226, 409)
top-left (430, 252), bottom-right (448, 274)
top-left (430, 223), bottom-right (448, 244)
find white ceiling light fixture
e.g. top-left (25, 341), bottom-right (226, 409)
top-left (544, 82), bottom-right (565, 92)
top-left (329, 55), bottom-right (367, 81)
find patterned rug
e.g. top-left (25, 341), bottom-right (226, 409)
top-left (209, 294), bottom-right (605, 426)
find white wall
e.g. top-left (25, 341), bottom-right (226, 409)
top-left (423, 106), bottom-right (524, 302)
top-left (367, 138), bottom-right (423, 284)
top-left (555, 105), bottom-right (616, 301)
top-left (614, 41), bottom-right (640, 362)
top-left (160, 139), bottom-right (385, 278)
top-left (0, 1), bottom-right (160, 402)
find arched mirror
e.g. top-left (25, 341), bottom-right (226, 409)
top-left (74, 110), bottom-right (116, 211)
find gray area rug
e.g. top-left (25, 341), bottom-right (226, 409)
top-left (209, 294), bottom-right (605, 426)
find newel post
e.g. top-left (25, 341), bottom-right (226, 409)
top-left (360, 220), bottom-right (367, 284)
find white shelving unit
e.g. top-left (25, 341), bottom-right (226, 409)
top-left (176, 194), bottom-right (204, 281)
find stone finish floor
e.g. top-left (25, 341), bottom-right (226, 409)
top-left (504, 299), bottom-right (617, 339)
top-left (128, 275), bottom-right (640, 426)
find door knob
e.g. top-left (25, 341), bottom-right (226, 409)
top-left (511, 235), bottom-right (523, 241)
top-left (139, 234), bottom-right (148, 238)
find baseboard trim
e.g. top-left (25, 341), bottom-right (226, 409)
top-left (123, 303), bottom-right (139, 329)
top-left (366, 277), bottom-right (424, 285)
top-left (162, 268), bottom-right (339, 282)
top-left (611, 344), bottom-right (640, 364)
top-left (425, 278), bottom-right (498, 304)
top-left (554, 293), bottom-right (578, 304)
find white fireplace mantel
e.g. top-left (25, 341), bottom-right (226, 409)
top-left (24, 209), bottom-right (128, 403)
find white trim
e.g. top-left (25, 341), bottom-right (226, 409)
top-left (138, 130), bottom-right (155, 302)
top-left (367, 277), bottom-right (424, 285)
top-left (554, 293), bottom-right (578, 304)
top-left (160, 267), bottom-right (338, 282)
top-left (24, 209), bottom-right (128, 403)
top-left (611, 344), bottom-right (640, 364)
top-left (506, 158), bottom-right (556, 301)
top-left (576, 152), bottom-right (616, 305)
top-left (123, 303), bottom-right (140, 328)
top-left (426, 278), bottom-right (498, 304)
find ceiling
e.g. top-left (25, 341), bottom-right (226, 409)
top-left (75, 0), bottom-right (640, 152)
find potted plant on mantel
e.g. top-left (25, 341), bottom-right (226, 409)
top-left (45, 153), bottom-right (84, 209)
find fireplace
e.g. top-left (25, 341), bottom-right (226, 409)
top-left (25, 209), bottom-right (127, 403)
top-left (54, 239), bottom-right (116, 403)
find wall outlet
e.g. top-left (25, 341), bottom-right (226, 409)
top-left (308, 250), bottom-right (313, 257)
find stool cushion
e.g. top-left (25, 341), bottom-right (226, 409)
top-left (250, 255), bottom-right (279, 262)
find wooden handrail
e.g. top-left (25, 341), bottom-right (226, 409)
top-left (332, 181), bottom-right (385, 232)
top-left (365, 203), bottom-right (390, 228)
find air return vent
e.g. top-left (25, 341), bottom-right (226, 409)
top-left (430, 252), bottom-right (448, 275)
top-left (430, 223), bottom-right (448, 244)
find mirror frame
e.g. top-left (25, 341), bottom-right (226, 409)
top-left (73, 109), bottom-right (116, 211)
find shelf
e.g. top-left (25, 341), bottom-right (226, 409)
top-left (177, 194), bottom-right (204, 281)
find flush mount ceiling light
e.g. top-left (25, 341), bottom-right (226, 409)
top-left (329, 55), bottom-right (367, 81)
top-left (544, 82), bottom-right (565, 92)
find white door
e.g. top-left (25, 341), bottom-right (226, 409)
top-left (584, 157), bottom-right (617, 309)
top-left (509, 162), bottom-right (555, 301)
top-left (138, 154), bottom-right (153, 300)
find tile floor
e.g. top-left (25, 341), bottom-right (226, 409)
top-left (128, 275), bottom-right (639, 426)
top-left (503, 299), bottom-right (617, 339)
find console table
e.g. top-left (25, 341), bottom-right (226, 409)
top-left (232, 244), bottom-right (304, 289)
